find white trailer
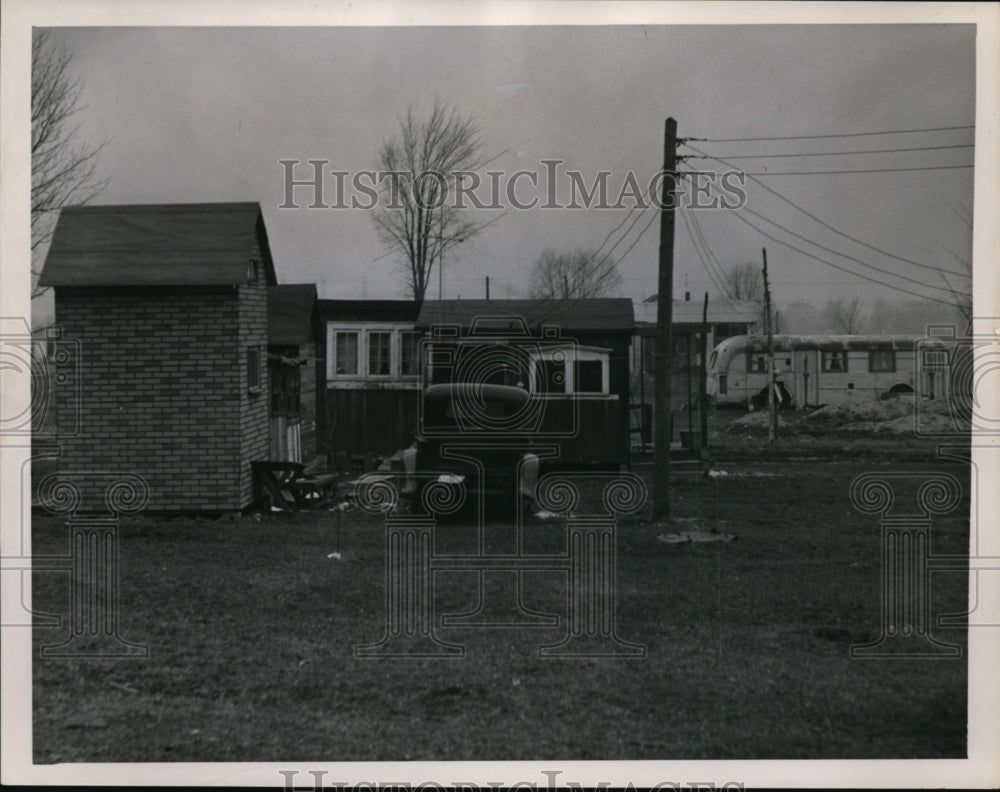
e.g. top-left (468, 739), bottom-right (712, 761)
top-left (707, 334), bottom-right (950, 409)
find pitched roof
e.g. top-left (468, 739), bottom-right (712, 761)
top-left (319, 299), bottom-right (423, 323)
top-left (416, 299), bottom-right (635, 333)
top-left (268, 284), bottom-right (321, 345)
top-left (38, 202), bottom-right (277, 287)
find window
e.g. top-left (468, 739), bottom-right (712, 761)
top-left (532, 347), bottom-right (609, 395)
top-left (746, 353), bottom-right (768, 373)
top-left (868, 349), bottom-right (896, 373)
top-left (334, 332), bottom-right (358, 375)
top-left (247, 258), bottom-right (259, 284)
top-left (247, 347), bottom-right (262, 392)
top-left (400, 331), bottom-right (421, 376)
top-left (923, 349), bottom-right (948, 368)
top-left (822, 350), bottom-right (848, 373)
top-left (575, 360), bottom-right (603, 393)
top-left (718, 374), bottom-right (728, 395)
top-left (368, 331), bottom-right (391, 376)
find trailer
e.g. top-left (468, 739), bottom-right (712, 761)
top-left (707, 334), bottom-right (950, 409)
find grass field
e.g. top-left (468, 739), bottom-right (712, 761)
top-left (30, 433), bottom-right (971, 763)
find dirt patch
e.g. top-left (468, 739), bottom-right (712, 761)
top-left (725, 410), bottom-right (796, 434)
top-left (797, 397), bottom-right (967, 435)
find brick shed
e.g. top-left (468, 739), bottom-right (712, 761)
top-left (38, 202), bottom-right (277, 512)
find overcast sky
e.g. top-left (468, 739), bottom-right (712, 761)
top-left (35, 21), bottom-right (977, 317)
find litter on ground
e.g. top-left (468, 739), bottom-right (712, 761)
top-left (709, 469), bottom-right (779, 478)
top-left (658, 531), bottom-right (737, 544)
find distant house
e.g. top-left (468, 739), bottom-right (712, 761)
top-left (38, 202), bottom-right (276, 512)
top-left (267, 284), bottom-right (325, 464)
top-left (632, 294), bottom-right (762, 406)
top-left (417, 298), bottom-right (635, 468)
top-left (319, 299), bottom-right (423, 460)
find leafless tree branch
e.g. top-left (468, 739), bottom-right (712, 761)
top-left (939, 202), bottom-right (973, 325)
top-left (528, 248), bottom-right (623, 300)
top-left (720, 261), bottom-right (764, 303)
top-left (31, 31), bottom-right (109, 298)
top-left (824, 294), bottom-right (866, 334)
top-left (373, 100), bottom-right (493, 301)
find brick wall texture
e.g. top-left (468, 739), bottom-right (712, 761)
top-left (54, 262), bottom-right (270, 511)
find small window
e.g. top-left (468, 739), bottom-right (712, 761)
top-left (718, 374), bottom-right (728, 395)
top-left (822, 350), bottom-right (848, 373)
top-left (334, 332), bottom-right (358, 375)
top-left (247, 347), bottom-right (262, 392)
top-left (575, 360), bottom-right (604, 393)
top-left (400, 331), bottom-right (421, 376)
top-left (869, 349), bottom-right (896, 373)
top-left (923, 349), bottom-right (948, 368)
top-left (746, 353), bottom-right (768, 373)
top-left (247, 258), bottom-right (259, 284)
top-left (368, 331), bottom-right (391, 376)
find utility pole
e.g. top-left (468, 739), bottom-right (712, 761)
top-left (700, 291), bottom-right (709, 448)
top-left (762, 247), bottom-right (777, 443)
top-left (485, 276), bottom-right (490, 300)
top-left (653, 117), bottom-right (677, 519)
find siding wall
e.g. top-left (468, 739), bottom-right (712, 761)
top-left (237, 246), bottom-right (270, 507)
top-left (299, 338), bottom-right (318, 461)
top-left (325, 387), bottom-right (420, 459)
top-left (54, 287), bottom-right (244, 511)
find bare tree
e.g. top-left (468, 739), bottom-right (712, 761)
top-left (32, 31), bottom-right (108, 297)
top-left (720, 261), bottom-right (767, 328)
top-left (720, 261), bottom-right (764, 303)
top-left (373, 100), bottom-right (490, 301)
top-left (824, 294), bottom-right (866, 334)
top-left (528, 248), bottom-right (622, 299)
top-left (939, 202), bottom-right (973, 325)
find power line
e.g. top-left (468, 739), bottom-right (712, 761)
top-left (740, 205), bottom-right (957, 297)
top-left (687, 210), bottom-right (728, 290)
top-left (745, 164), bottom-right (973, 176)
top-left (597, 204), bottom-right (655, 263)
top-left (684, 206), bottom-right (730, 293)
top-left (686, 143), bottom-right (973, 159)
top-left (689, 169), bottom-right (964, 304)
top-left (591, 205), bottom-right (642, 259)
top-left (682, 142), bottom-right (969, 278)
top-left (511, 202), bottom-right (655, 324)
top-left (607, 205), bottom-right (660, 269)
top-left (690, 125), bottom-right (974, 143)
top-left (679, 208), bottom-right (725, 296)
top-left (725, 206), bottom-right (964, 308)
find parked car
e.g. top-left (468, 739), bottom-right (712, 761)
top-left (400, 383), bottom-right (542, 515)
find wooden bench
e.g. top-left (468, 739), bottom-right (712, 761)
top-left (252, 461), bottom-right (339, 511)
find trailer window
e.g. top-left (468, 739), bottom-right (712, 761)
top-left (868, 349), bottom-right (896, 373)
top-left (822, 351), bottom-right (848, 373)
top-left (746, 353), bottom-right (768, 373)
